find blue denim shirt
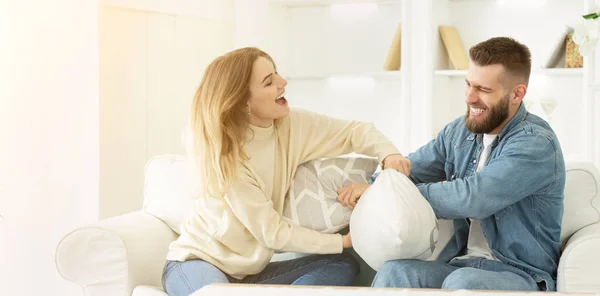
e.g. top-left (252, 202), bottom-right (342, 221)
top-left (395, 103), bottom-right (565, 290)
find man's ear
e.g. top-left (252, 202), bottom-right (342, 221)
top-left (512, 84), bottom-right (527, 103)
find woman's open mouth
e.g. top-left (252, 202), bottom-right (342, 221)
top-left (276, 94), bottom-right (287, 106)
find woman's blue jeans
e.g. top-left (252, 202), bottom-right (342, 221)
top-left (162, 252), bottom-right (360, 296)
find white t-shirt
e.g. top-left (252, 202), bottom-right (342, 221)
top-left (454, 133), bottom-right (498, 261)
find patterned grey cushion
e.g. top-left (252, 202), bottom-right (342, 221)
top-left (282, 157), bottom-right (379, 234)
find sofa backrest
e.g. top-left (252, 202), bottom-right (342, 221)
top-left (143, 154), bottom-right (194, 234)
top-left (142, 155), bottom-right (600, 246)
top-left (560, 161), bottom-right (600, 244)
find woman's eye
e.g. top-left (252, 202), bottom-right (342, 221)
top-left (266, 82), bottom-right (272, 86)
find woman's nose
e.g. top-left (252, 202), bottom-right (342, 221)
top-left (279, 76), bottom-right (288, 88)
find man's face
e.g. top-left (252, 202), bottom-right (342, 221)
top-left (463, 63), bottom-right (511, 134)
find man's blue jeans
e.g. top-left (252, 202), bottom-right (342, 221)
top-left (372, 257), bottom-right (540, 291)
top-left (162, 252), bottom-right (359, 296)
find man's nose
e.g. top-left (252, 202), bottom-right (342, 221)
top-left (465, 87), bottom-right (478, 104)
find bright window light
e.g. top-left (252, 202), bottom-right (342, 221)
top-left (327, 76), bottom-right (375, 91)
top-left (330, 2), bottom-right (378, 20)
top-left (497, 0), bottom-right (546, 9)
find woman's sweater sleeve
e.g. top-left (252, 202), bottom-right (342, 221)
top-left (223, 169), bottom-right (343, 254)
top-left (290, 108), bottom-right (400, 164)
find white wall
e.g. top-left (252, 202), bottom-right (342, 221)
top-left (234, 0), bottom-right (270, 49)
top-left (98, 1), bottom-right (234, 218)
top-left (101, 0), bottom-right (233, 20)
top-left (0, 0), bottom-right (99, 295)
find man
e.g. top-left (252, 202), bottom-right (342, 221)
top-left (338, 37), bottom-right (565, 291)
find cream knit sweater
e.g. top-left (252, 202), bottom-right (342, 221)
top-left (166, 108), bottom-right (399, 279)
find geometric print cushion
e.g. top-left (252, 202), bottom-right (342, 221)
top-left (282, 157), bottom-right (379, 234)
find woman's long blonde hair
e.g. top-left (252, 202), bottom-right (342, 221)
top-left (189, 47), bottom-right (276, 199)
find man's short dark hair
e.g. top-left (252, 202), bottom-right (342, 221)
top-left (469, 37), bottom-right (532, 86)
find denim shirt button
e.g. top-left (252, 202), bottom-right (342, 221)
top-left (472, 159), bottom-right (476, 164)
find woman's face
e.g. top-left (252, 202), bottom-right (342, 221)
top-left (247, 57), bottom-right (289, 127)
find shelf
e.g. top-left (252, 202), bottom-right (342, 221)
top-left (285, 70), bottom-right (401, 80)
top-left (268, 0), bottom-right (402, 7)
top-left (434, 70), bottom-right (469, 77)
top-left (434, 68), bottom-right (584, 77)
top-left (535, 68), bottom-right (584, 76)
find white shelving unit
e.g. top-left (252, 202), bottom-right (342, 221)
top-left (423, 0), bottom-right (590, 163)
top-left (278, 2), bottom-right (402, 78)
top-left (234, 0), bottom-right (599, 166)
top-left (235, 0), bottom-right (408, 152)
top-left (286, 70), bottom-right (401, 80)
top-left (268, 0), bottom-right (402, 6)
top-left (434, 68), bottom-right (584, 77)
top-left (583, 0), bottom-right (600, 168)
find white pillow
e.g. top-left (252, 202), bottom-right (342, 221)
top-left (282, 157), bottom-right (379, 234)
top-left (350, 169), bottom-right (439, 271)
top-left (143, 154), bottom-right (195, 234)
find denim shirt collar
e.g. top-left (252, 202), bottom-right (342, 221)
top-left (468, 102), bottom-right (527, 145)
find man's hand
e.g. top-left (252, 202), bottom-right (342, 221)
top-left (337, 183), bottom-right (370, 209)
top-left (383, 154), bottom-right (411, 176)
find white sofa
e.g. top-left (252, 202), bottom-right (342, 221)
top-left (55, 154), bottom-right (600, 296)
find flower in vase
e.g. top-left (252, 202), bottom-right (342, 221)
top-left (572, 1), bottom-right (600, 56)
top-left (572, 18), bottom-right (600, 56)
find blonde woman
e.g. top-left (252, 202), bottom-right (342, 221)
top-left (162, 47), bottom-right (411, 296)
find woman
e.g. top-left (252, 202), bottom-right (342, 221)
top-left (162, 47), bottom-right (411, 295)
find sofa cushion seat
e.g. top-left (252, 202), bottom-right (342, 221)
top-left (132, 285), bottom-right (167, 296)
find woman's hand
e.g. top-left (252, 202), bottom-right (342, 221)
top-left (337, 183), bottom-right (370, 209)
top-left (342, 233), bottom-right (353, 248)
top-left (382, 154), bottom-right (411, 176)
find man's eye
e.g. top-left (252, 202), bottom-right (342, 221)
top-left (266, 82), bottom-right (272, 86)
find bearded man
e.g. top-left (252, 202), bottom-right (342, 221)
top-left (339, 37), bottom-right (566, 292)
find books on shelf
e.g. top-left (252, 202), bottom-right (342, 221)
top-left (383, 23), bottom-right (401, 71)
top-left (565, 31), bottom-right (583, 68)
top-left (439, 25), bottom-right (469, 70)
top-left (543, 25), bottom-right (574, 69)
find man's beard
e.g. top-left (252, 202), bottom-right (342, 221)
top-left (464, 94), bottom-right (509, 134)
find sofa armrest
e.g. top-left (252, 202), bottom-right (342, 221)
top-left (557, 222), bottom-right (600, 293)
top-left (55, 211), bottom-right (178, 296)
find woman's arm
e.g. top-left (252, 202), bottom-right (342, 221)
top-left (224, 168), bottom-right (347, 253)
top-left (290, 108), bottom-right (401, 165)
